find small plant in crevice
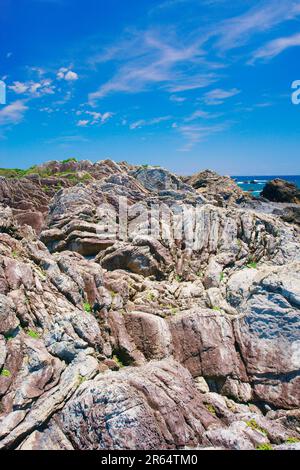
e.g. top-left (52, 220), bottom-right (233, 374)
top-left (175, 274), bottom-right (183, 283)
top-left (1, 369), bottom-right (11, 378)
top-left (78, 374), bottom-right (87, 385)
top-left (205, 404), bottom-right (217, 416)
top-left (247, 261), bottom-right (258, 269)
top-left (219, 272), bottom-right (224, 282)
top-left (169, 306), bottom-right (179, 316)
top-left (113, 355), bottom-right (124, 369)
top-left (83, 302), bottom-right (92, 313)
top-left (27, 329), bottom-right (40, 339)
top-left (256, 443), bottom-right (273, 451)
top-left (246, 419), bottom-right (267, 436)
top-left (146, 292), bottom-right (156, 302)
top-left (212, 306), bottom-right (221, 312)
top-left (285, 437), bottom-right (300, 444)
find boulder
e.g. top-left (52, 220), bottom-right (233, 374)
top-left (262, 179), bottom-right (300, 204)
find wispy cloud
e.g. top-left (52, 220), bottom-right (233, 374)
top-left (203, 87), bottom-right (240, 105)
top-left (129, 115), bottom-right (172, 130)
top-left (177, 122), bottom-right (229, 151)
top-left (88, 29), bottom-right (215, 104)
top-left (0, 100), bottom-right (28, 127)
top-left (250, 31), bottom-right (300, 63)
top-left (213, 1), bottom-right (300, 51)
top-left (184, 109), bottom-right (222, 122)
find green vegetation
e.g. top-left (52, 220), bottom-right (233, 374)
top-left (0, 165), bottom-right (39, 179)
top-left (78, 374), bottom-right (87, 385)
top-left (219, 272), bottom-right (224, 282)
top-left (113, 355), bottom-right (124, 369)
top-left (35, 267), bottom-right (47, 281)
top-left (169, 306), bottom-right (179, 315)
top-left (256, 443), bottom-right (273, 451)
top-left (61, 158), bottom-right (77, 164)
top-left (246, 256), bottom-right (257, 269)
top-left (146, 292), bottom-right (156, 302)
top-left (83, 302), bottom-right (92, 313)
top-left (205, 404), bottom-right (217, 416)
top-left (27, 329), bottom-right (40, 339)
top-left (247, 261), bottom-right (258, 269)
top-left (246, 419), bottom-right (267, 436)
top-left (175, 275), bottom-right (183, 282)
top-left (212, 306), bottom-right (221, 312)
top-left (11, 250), bottom-right (19, 259)
top-left (1, 369), bottom-right (11, 378)
top-left (285, 437), bottom-right (300, 444)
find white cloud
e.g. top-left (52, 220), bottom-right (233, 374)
top-left (57, 67), bottom-right (78, 81)
top-left (9, 81), bottom-right (28, 94)
top-left (77, 120), bottom-right (89, 127)
top-left (9, 79), bottom-right (55, 97)
top-left (250, 32), bottom-right (300, 63)
top-left (203, 88), bottom-right (240, 105)
top-left (65, 70), bottom-right (78, 81)
top-left (184, 109), bottom-right (221, 121)
top-left (129, 115), bottom-right (171, 130)
top-left (0, 100), bottom-right (28, 126)
top-left (76, 110), bottom-right (113, 127)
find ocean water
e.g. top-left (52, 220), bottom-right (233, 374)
top-left (232, 175), bottom-right (300, 198)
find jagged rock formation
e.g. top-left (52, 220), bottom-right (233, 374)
top-left (0, 160), bottom-right (299, 450)
top-left (183, 169), bottom-right (249, 206)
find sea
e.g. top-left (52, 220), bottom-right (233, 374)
top-left (232, 175), bottom-right (300, 198)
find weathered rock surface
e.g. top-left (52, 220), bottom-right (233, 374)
top-left (0, 160), bottom-right (299, 450)
top-left (262, 179), bottom-right (300, 204)
top-left (183, 169), bottom-right (249, 207)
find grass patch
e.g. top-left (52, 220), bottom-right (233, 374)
top-left (285, 437), bottom-right (300, 444)
top-left (256, 443), bottom-right (273, 451)
top-left (175, 275), bottom-right (183, 282)
top-left (246, 419), bottom-right (267, 436)
top-left (1, 369), bottom-right (11, 378)
top-left (219, 272), bottom-right (224, 282)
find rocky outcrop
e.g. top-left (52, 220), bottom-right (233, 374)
top-left (262, 179), bottom-right (300, 204)
top-left (0, 160), bottom-right (299, 450)
top-left (183, 170), bottom-right (249, 206)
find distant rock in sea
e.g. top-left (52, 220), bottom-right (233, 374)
top-left (262, 178), bottom-right (300, 204)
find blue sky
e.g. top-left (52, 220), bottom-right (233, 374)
top-left (0, 0), bottom-right (300, 175)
